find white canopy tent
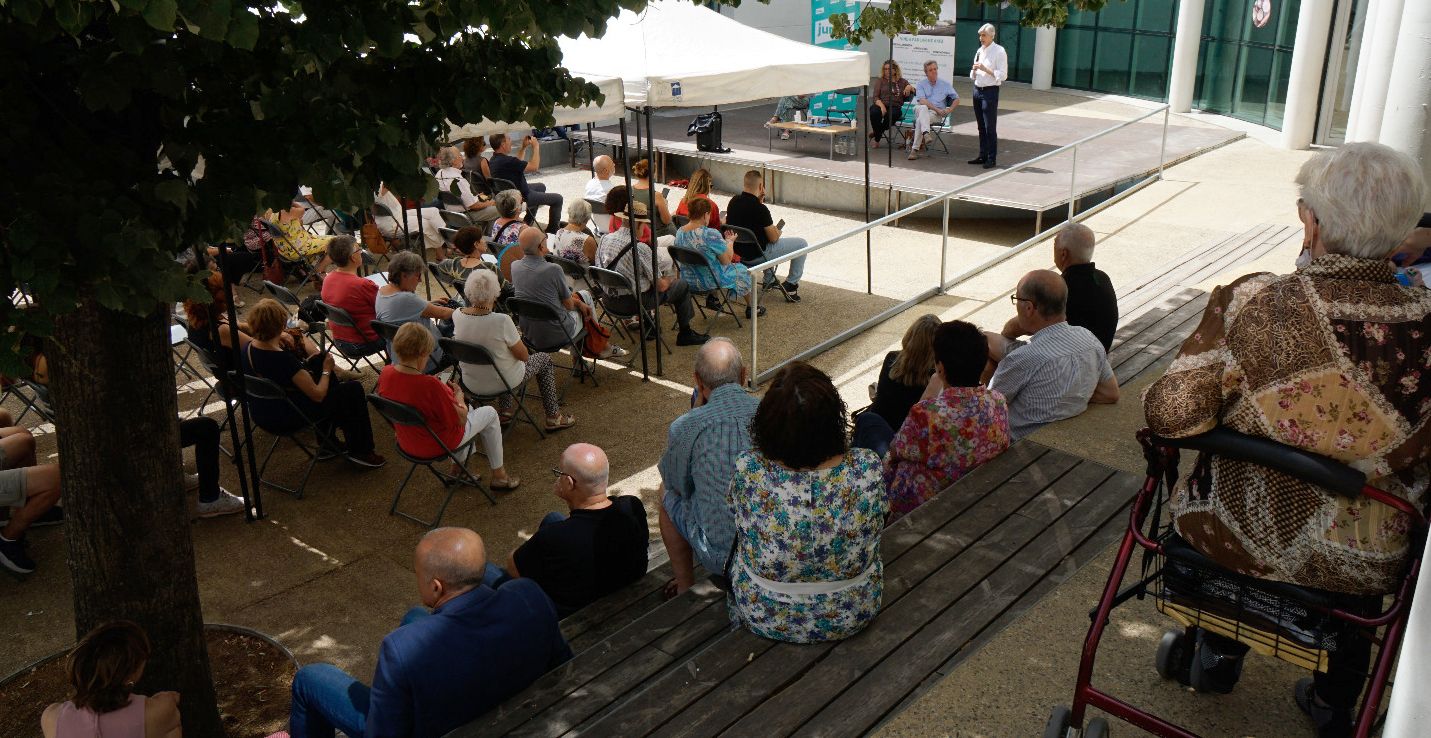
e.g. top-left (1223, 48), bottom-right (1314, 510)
top-left (444, 74), bottom-right (626, 141)
top-left (556, 0), bottom-right (870, 108)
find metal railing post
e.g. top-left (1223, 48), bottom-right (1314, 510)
top-left (1067, 145), bottom-right (1079, 223)
top-left (939, 196), bottom-right (949, 293)
top-left (1158, 105), bottom-right (1171, 179)
top-left (748, 268), bottom-right (760, 388)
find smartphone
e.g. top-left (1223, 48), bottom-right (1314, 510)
top-left (776, 219), bottom-right (786, 231)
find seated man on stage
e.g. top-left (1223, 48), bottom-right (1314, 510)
top-left (907, 60), bottom-right (959, 161)
top-left (765, 94), bottom-right (810, 140)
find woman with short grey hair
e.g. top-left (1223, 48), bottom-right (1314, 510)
top-left (551, 199), bottom-right (597, 266)
top-left (451, 269), bottom-right (574, 430)
top-left (488, 189), bottom-right (526, 254)
top-left (375, 251), bottom-right (455, 373)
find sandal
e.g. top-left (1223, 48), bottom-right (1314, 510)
top-left (545, 413), bottom-right (576, 431)
top-left (489, 477), bottom-right (521, 491)
top-left (661, 578), bottom-right (680, 601)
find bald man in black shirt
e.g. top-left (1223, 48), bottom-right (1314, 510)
top-left (1000, 223), bottom-right (1119, 351)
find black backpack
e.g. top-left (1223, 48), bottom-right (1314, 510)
top-left (687, 112), bottom-right (731, 154)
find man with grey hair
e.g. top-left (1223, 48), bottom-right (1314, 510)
top-left (584, 154), bottom-right (617, 200)
top-left (434, 145), bottom-right (498, 226)
top-left (510, 225), bottom-right (592, 351)
top-left (999, 223), bottom-right (1118, 350)
top-left (1145, 142), bottom-right (1430, 735)
top-left (908, 59), bottom-right (958, 161)
top-left (503, 443), bottom-right (649, 617)
top-left (968, 23), bottom-right (1007, 169)
top-left (288, 526), bottom-right (572, 738)
top-left (657, 338), bottom-right (759, 594)
top-left (987, 269), bottom-right (1119, 439)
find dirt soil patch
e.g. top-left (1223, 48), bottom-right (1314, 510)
top-left (0, 626), bottom-right (295, 738)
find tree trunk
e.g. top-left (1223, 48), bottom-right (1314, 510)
top-left (49, 300), bottom-right (224, 737)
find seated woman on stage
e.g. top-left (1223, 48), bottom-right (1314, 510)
top-left (869, 60), bottom-right (914, 148)
top-left (673, 197), bottom-right (752, 300)
top-left (674, 169), bottom-right (722, 229)
top-left (728, 362), bottom-right (887, 643)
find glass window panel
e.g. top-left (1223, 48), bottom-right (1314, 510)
top-left (956, 23), bottom-right (982, 67)
top-left (1093, 32), bottom-right (1133, 94)
top-left (1131, 35), bottom-right (1172, 99)
top-left (1066, 8), bottom-right (1098, 27)
top-left (1236, 45), bottom-right (1272, 124)
top-left (1246, 0), bottom-right (1279, 46)
top-left (1137, 0), bottom-right (1176, 33)
top-left (1015, 26), bottom-right (1037, 82)
top-left (1277, 0), bottom-right (1302, 47)
top-left (1054, 28), bottom-right (1096, 89)
top-left (1098, 0), bottom-right (1137, 30)
top-left (1264, 48), bottom-right (1295, 129)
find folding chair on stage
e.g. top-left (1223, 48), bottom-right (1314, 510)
top-left (234, 373), bottom-right (339, 499)
top-left (505, 297), bottom-right (597, 386)
top-left (367, 393), bottom-right (495, 528)
top-left (440, 337), bottom-right (545, 440)
top-left (892, 102), bottom-right (954, 155)
top-left (587, 266), bottom-right (671, 356)
top-left (315, 300), bottom-right (388, 373)
top-left (668, 244), bottom-right (743, 329)
top-left (723, 224), bottom-right (797, 303)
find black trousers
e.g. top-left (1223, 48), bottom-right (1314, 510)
top-left (868, 103), bottom-right (895, 141)
top-left (310, 380), bottom-right (375, 455)
top-left (179, 416), bottom-right (221, 503)
top-left (604, 278), bottom-right (695, 332)
top-left (972, 85), bottom-right (1000, 162)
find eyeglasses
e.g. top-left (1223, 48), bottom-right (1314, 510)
top-left (551, 467), bottom-right (573, 483)
top-left (1010, 294), bottom-right (1032, 306)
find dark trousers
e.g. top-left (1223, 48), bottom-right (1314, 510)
top-left (868, 103), bottom-right (895, 142)
top-left (524, 183), bottom-right (563, 234)
top-left (218, 247), bottom-right (261, 285)
top-left (1316, 594), bottom-right (1380, 711)
top-left (973, 85), bottom-right (1000, 162)
top-left (851, 411), bottom-right (895, 457)
top-left (606, 279), bottom-right (696, 333)
top-left (179, 416), bottom-right (221, 503)
top-left (317, 380), bottom-right (376, 455)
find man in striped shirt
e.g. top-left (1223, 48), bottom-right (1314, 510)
top-left (987, 270), bottom-right (1120, 439)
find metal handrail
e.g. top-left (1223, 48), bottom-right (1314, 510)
top-left (746, 104), bottom-right (1172, 385)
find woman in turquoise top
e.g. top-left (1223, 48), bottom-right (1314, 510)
top-left (673, 197), bottom-right (752, 297)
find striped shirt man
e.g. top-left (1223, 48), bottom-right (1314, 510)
top-left (989, 321), bottom-right (1113, 439)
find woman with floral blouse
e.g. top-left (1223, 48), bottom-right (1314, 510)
top-left (728, 362), bottom-right (888, 643)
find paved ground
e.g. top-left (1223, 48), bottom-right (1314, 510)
top-left (1, 87), bottom-right (1322, 736)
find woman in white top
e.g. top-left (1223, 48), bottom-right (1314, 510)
top-left (551, 199), bottom-right (597, 266)
top-left (451, 269), bottom-right (574, 431)
top-left (374, 183), bottom-right (445, 255)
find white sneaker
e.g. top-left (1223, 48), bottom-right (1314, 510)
top-left (196, 489), bottom-right (246, 519)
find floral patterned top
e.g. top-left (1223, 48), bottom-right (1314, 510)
top-left (884, 386), bottom-right (1011, 519)
top-left (1144, 254), bottom-right (1431, 595)
top-left (273, 217), bottom-right (331, 260)
top-left (674, 226), bottom-right (752, 297)
top-left (728, 448), bottom-right (888, 643)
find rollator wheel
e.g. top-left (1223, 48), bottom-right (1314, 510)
top-left (1154, 629), bottom-right (1189, 681)
top-left (1083, 717), bottom-right (1111, 738)
top-left (1044, 705), bottom-right (1073, 738)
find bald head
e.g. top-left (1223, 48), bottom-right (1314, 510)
top-left (1054, 223), bottom-right (1095, 266)
top-left (1018, 270), bottom-right (1067, 319)
top-left (594, 155), bottom-right (615, 179)
top-left (415, 527), bottom-right (487, 595)
top-left (561, 443), bottom-right (610, 496)
top-left (694, 337), bottom-right (744, 389)
top-left (519, 225), bottom-right (546, 256)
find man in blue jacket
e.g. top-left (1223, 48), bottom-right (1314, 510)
top-left (288, 527), bottom-right (573, 738)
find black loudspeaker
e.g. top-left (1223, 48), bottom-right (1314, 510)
top-left (687, 112), bottom-right (731, 153)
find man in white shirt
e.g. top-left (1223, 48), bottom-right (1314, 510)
top-left (969, 23), bottom-right (1008, 170)
top-left (584, 155), bottom-right (616, 200)
top-left (434, 146), bottom-right (498, 226)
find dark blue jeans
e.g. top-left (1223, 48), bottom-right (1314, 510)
top-left (973, 85), bottom-right (1000, 162)
top-left (851, 411), bottom-right (895, 458)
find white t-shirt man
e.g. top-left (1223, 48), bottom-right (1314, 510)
top-left (435, 166), bottom-right (480, 210)
top-left (584, 177), bottom-right (614, 201)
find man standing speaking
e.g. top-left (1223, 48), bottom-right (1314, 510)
top-left (969, 23), bottom-right (1008, 170)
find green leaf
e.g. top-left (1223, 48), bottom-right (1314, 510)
top-left (154, 179), bottom-right (189, 212)
top-left (195, 0), bottom-right (232, 41)
top-left (226, 10), bottom-right (259, 50)
top-left (142, 0), bottom-right (178, 31)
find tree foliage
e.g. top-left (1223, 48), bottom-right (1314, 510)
top-left (0, 0), bottom-right (645, 375)
top-left (830, 0), bottom-right (1115, 45)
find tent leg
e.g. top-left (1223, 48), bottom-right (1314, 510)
top-left (212, 242), bottom-right (263, 521)
top-left (863, 84), bottom-right (872, 296)
top-left (645, 106), bottom-right (662, 377)
top-left (619, 115), bottom-right (648, 382)
top-left (586, 123), bottom-right (596, 174)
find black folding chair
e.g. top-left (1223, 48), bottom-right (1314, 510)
top-left (585, 197), bottom-right (609, 236)
top-left (235, 373), bottom-right (340, 499)
top-left (367, 392), bottom-right (495, 528)
top-left (315, 300), bottom-right (388, 373)
top-left (427, 262), bottom-right (463, 301)
top-left (546, 254), bottom-right (596, 296)
top-left (587, 266), bottom-right (671, 356)
top-left (672, 214), bottom-right (690, 228)
top-left (2, 379), bottom-right (55, 427)
top-left (263, 280), bottom-right (328, 350)
top-left (668, 245), bottom-right (743, 329)
top-left (371, 202), bottom-right (422, 254)
top-left (183, 339), bottom-right (242, 456)
top-left (438, 210), bottom-right (473, 231)
top-left (491, 177), bottom-right (518, 195)
top-left (724, 224), bottom-right (796, 303)
top-left (259, 218), bottom-right (322, 290)
top-left (440, 337), bottom-right (545, 439)
top-left (437, 191), bottom-right (467, 218)
top-left (505, 297), bottom-right (597, 385)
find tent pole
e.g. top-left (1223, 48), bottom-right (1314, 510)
top-left (417, 199), bottom-right (431, 299)
top-left (863, 84), bottom-right (872, 296)
top-left (888, 36), bottom-right (894, 171)
top-left (645, 105), bottom-right (663, 376)
top-left (586, 123), bottom-right (596, 173)
top-left (619, 115), bottom-right (649, 382)
top-left (213, 241), bottom-right (263, 521)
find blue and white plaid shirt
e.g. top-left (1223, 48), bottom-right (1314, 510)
top-left (990, 321), bottom-right (1113, 440)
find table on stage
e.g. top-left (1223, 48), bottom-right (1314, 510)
top-left (766, 120), bottom-right (859, 160)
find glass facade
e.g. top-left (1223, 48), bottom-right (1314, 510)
top-left (1193, 0), bottom-right (1302, 130)
top-left (1051, 0), bottom-right (1178, 100)
top-left (955, 1), bottom-right (1036, 83)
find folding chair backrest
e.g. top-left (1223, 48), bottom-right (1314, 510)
top-left (367, 392), bottom-right (428, 428)
top-left (672, 214), bottom-right (690, 228)
top-left (315, 300), bottom-right (354, 329)
top-left (723, 224), bottom-right (766, 258)
top-left (369, 320), bottom-right (402, 346)
top-left (587, 266), bottom-right (634, 298)
top-left (259, 219), bottom-right (300, 260)
top-left (439, 211), bottom-right (471, 230)
top-left (437, 191), bottom-right (465, 211)
top-left (439, 336), bottom-right (499, 369)
top-left (546, 255), bottom-right (589, 285)
top-left (427, 263), bottom-right (459, 298)
top-left (505, 296), bottom-right (562, 324)
top-left (586, 197), bottom-right (608, 216)
top-left (492, 177), bottom-right (518, 194)
top-left (263, 280), bottom-right (302, 310)
top-left (668, 244), bottom-right (714, 273)
top-left (438, 227), bottom-right (458, 246)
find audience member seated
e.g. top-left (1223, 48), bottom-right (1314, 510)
top-left (375, 183), bottom-right (446, 255)
top-left (240, 299), bottom-right (386, 468)
top-left (41, 621), bottom-right (180, 738)
top-left (1000, 223), bottom-right (1118, 351)
top-left (986, 270), bottom-right (1119, 439)
top-left (629, 159), bottom-right (675, 241)
top-left (288, 527), bottom-right (571, 738)
top-left (584, 155), bottom-right (616, 200)
top-left (766, 94), bottom-right (810, 139)
top-left (504, 443), bottom-right (648, 617)
top-left (725, 170), bottom-right (808, 301)
top-left (675, 198), bottom-right (758, 316)
top-left (510, 226), bottom-right (593, 353)
top-left (551, 200), bottom-right (598, 266)
top-left (453, 270), bottom-right (575, 431)
top-left (182, 416), bottom-right (246, 518)
top-left (488, 133), bottom-right (562, 234)
top-left (657, 339), bottom-right (757, 594)
top-left (378, 323), bottom-right (517, 489)
top-left (376, 252), bottom-right (455, 373)
top-left (183, 256), bottom-right (251, 359)
top-left (272, 201), bottom-right (334, 273)
top-left (869, 59), bottom-right (914, 148)
top-left (1144, 143), bottom-right (1431, 736)
top-left (0, 409), bottom-right (61, 575)
top-left (434, 146), bottom-right (497, 230)
top-left (461, 137), bottom-right (492, 182)
top-left (488, 190), bottom-right (527, 276)
top-left (434, 225), bottom-right (488, 287)
top-left (854, 321), bottom-right (1010, 519)
top-left (596, 192), bottom-right (709, 347)
top-left (867, 314), bottom-right (940, 429)
top-left (601, 186), bottom-right (670, 254)
top-left (728, 362), bottom-right (887, 643)
top-left (674, 168), bottom-right (722, 229)
top-left (319, 236), bottom-right (385, 358)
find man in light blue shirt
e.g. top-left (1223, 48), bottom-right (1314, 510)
top-left (910, 60), bottom-right (959, 161)
top-left (657, 338), bottom-right (759, 594)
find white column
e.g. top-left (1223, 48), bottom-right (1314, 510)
top-left (1378, 0), bottom-right (1431, 206)
top-left (1281, 0), bottom-right (1336, 149)
top-left (1348, 0), bottom-right (1406, 142)
top-left (1167, 0), bottom-right (1207, 112)
top-left (1343, 0), bottom-right (1381, 141)
top-left (1031, 26), bottom-right (1057, 90)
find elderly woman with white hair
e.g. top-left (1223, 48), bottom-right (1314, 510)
top-left (1144, 142), bottom-right (1431, 734)
top-left (451, 268), bottom-right (575, 431)
top-left (551, 199), bottom-right (598, 266)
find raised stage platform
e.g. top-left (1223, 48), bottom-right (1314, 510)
top-left (591, 103), bottom-right (1243, 220)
